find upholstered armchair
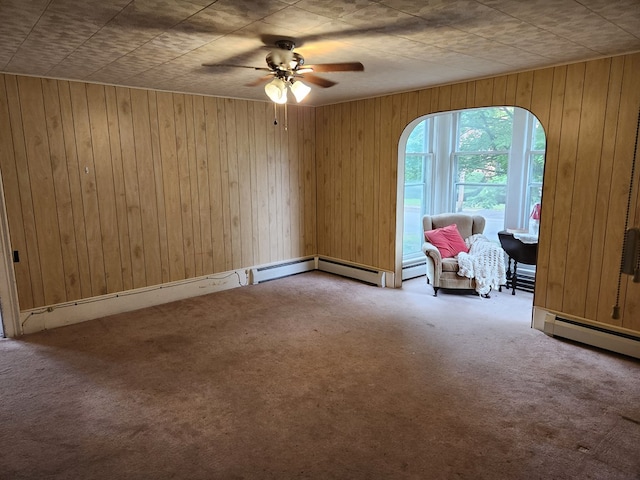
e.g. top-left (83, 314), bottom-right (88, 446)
top-left (422, 213), bottom-right (486, 296)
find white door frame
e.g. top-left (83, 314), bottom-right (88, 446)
top-left (0, 168), bottom-right (21, 337)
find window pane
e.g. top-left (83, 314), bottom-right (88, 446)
top-left (456, 154), bottom-right (508, 184)
top-left (529, 185), bottom-right (542, 213)
top-left (530, 154), bottom-right (545, 183)
top-left (457, 107), bottom-right (514, 152)
top-left (405, 154), bottom-right (424, 183)
top-left (406, 120), bottom-right (427, 153)
top-left (455, 184), bottom-right (507, 211)
top-left (404, 185), bottom-right (425, 256)
top-left (533, 119), bottom-right (546, 150)
top-left (455, 185), bottom-right (506, 242)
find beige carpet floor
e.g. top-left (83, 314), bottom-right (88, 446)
top-left (1, 271), bottom-right (639, 479)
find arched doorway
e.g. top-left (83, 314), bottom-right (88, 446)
top-left (395, 106), bottom-right (546, 293)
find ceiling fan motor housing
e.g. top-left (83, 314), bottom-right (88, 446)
top-left (266, 50), bottom-right (304, 74)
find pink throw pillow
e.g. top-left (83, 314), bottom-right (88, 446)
top-left (425, 224), bottom-right (469, 258)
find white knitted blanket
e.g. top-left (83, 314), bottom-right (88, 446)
top-left (457, 234), bottom-right (507, 295)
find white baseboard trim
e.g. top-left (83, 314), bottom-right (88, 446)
top-left (16, 256), bottom-right (394, 336)
top-left (534, 307), bottom-right (640, 359)
top-left (20, 269), bottom-right (247, 335)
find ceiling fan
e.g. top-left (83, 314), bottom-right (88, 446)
top-left (202, 39), bottom-right (364, 104)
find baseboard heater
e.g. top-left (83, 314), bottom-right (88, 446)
top-left (402, 261), bottom-right (426, 281)
top-left (249, 257), bottom-right (316, 284)
top-left (317, 258), bottom-right (386, 287)
top-left (513, 271), bottom-right (535, 293)
top-left (543, 313), bottom-right (640, 359)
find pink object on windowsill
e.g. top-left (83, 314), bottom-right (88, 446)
top-left (530, 203), bottom-right (541, 221)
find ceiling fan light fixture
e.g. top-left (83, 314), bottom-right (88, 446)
top-left (265, 78), bottom-right (288, 104)
top-left (290, 80), bottom-right (311, 103)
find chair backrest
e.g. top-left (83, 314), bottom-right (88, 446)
top-left (422, 213), bottom-right (485, 240)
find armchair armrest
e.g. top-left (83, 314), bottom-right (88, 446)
top-left (422, 242), bottom-right (442, 275)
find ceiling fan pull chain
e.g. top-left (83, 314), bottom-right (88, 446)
top-left (284, 103), bottom-right (288, 131)
top-left (273, 102), bottom-right (278, 126)
top-left (612, 107), bottom-right (640, 319)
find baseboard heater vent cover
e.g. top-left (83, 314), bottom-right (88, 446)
top-left (402, 261), bottom-right (426, 281)
top-left (249, 257), bottom-right (316, 284)
top-left (317, 258), bottom-right (386, 287)
top-left (543, 313), bottom-right (640, 359)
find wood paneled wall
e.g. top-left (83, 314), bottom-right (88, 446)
top-left (1, 53), bottom-right (639, 332)
top-left (0, 75), bottom-right (316, 310)
top-left (316, 52), bottom-right (640, 331)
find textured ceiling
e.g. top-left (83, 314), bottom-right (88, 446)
top-left (1, 0), bottom-right (639, 106)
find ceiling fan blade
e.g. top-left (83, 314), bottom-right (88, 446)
top-left (300, 73), bottom-right (336, 88)
top-left (245, 74), bottom-right (274, 87)
top-left (305, 62), bottom-right (364, 73)
top-left (202, 63), bottom-right (270, 71)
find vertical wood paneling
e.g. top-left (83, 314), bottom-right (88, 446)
top-left (491, 76), bottom-right (507, 106)
top-left (58, 81), bottom-right (92, 300)
top-left (18, 77), bottom-right (66, 305)
top-left (266, 105), bottom-right (278, 262)
top-left (173, 94), bottom-right (195, 278)
top-left (418, 89), bottom-right (432, 114)
top-left (505, 74), bottom-right (518, 105)
top-left (563, 58), bottom-right (610, 316)
top-left (86, 84), bottom-right (122, 295)
top-left (475, 78), bottom-right (493, 107)
top-left (254, 102), bottom-right (270, 264)
top-left (131, 89), bottom-right (162, 286)
top-left (587, 57), bottom-right (624, 323)
top-left (184, 95), bottom-right (203, 277)
top-left (0, 74), bottom-right (316, 311)
top-left (147, 91), bottom-right (171, 284)
top-left (601, 54), bottom-right (640, 329)
top-left (116, 87), bottom-right (146, 289)
top-left (42, 78), bottom-right (81, 301)
top-left (515, 71), bottom-right (534, 110)
top-left (534, 67), bottom-right (567, 308)
top-left (438, 85), bottom-right (452, 112)
top-left (236, 100), bottom-right (254, 268)
top-left (303, 106), bottom-right (316, 255)
top-left (355, 100), bottom-right (365, 264)
top-left (278, 107), bottom-right (291, 261)
top-left (69, 81), bottom-right (107, 297)
top-left (362, 98), bottom-right (376, 266)
top-left (290, 107), bottom-right (301, 256)
top-left (527, 67), bottom-right (556, 309)
top-left (193, 95), bottom-right (213, 274)
top-left (222, 98), bottom-right (241, 269)
top-left (204, 97), bottom-right (225, 272)
top-left (546, 63), bottom-right (585, 312)
top-left (372, 98), bottom-right (381, 267)
top-left (332, 105), bottom-right (342, 258)
top-left (156, 92), bottom-right (185, 282)
top-left (0, 75), bottom-right (34, 308)
top-left (450, 83), bottom-right (467, 111)
top-left (104, 86), bottom-right (134, 292)
top-left (247, 102), bottom-right (260, 261)
top-left (341, 103), bottom-right (352, 260)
